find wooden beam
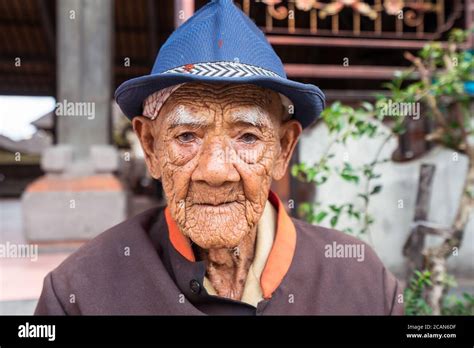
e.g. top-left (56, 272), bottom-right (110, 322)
top-left (267, 35), bottom-right (472, 50)
top-left (0, 56), bottom-right (51, 65)
top-left (284, 64), bottom-right (419, 80)
top-left (323, 89), bottom-right (390, 101)
top-left (37, 0), bottom-right (55, 57)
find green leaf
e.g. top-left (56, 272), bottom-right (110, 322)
top-left (315, 211), bottom-right (328, 223)
top-left (290, 164), bottom-right (299, 177)
top-left (392, 122), bottom-right (406, 135)
top-left (361, 101), bottom-right (374, 112)
top-left (306, 167), bottom-right (317, 182)
top-left (341, 173), bottom-right (359, 183)
top-left (370, 185), bottom-right (382, 195)
top-left (298, 202), bottom-right (312, 215)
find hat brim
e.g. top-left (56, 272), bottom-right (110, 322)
top-left (115, 73), bottom-right (325, 129)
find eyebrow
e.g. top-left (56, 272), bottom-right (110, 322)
top-left (166, 106), bottom-right (271, 129)
top-left (229, 110), bottom-right (269, 128)
top-left (166, 108), bottom-right (209, 129)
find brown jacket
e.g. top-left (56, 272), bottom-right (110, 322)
top-left (35, 193), bottom-right (404, 315)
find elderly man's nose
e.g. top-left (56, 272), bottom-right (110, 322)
top-left (192, 143), bottom-right (240, 186)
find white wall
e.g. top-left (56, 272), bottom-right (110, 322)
top-left (299, 122), bottom-right (474, 278)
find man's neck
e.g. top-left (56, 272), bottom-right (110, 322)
top-left (198, 226), bottom-right (257, 300)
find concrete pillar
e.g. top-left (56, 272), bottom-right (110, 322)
top-left (22, 0), bottom-right (126, 242)
top-left (57, 0), bottom-right (112, 158)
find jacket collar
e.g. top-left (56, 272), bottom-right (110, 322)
top-left (164, 190), bottom-right (296, 299)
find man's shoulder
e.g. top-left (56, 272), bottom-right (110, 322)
top-left (292, 216), bottom-right (369, 244)
top-left (289, 217), bottom-right (403, 315)
top-left (36, 205), bottom-right (187, 314)
top-left (51, 206), bottom-right (165, 280)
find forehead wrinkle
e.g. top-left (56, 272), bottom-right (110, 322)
top-left (170, 83), bottom-right (273, 107)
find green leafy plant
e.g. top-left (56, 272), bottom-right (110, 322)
top-left (442, 293), bottom-right (474, 315)
top-left (405, 270), bottom-right (474, 315)
top-left (291, 101), bottom-right (393, 240)
top-left (404, 270), bottom-right (433, 315)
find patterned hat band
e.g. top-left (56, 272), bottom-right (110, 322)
top-left (163, 61), bottom-right (282, 79)
top-left (143, 62), bottom-right (293, 121)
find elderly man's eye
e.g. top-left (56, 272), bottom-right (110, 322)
top-left (176, 132), bottom-right (196, 143)
top-left (239, 133), bottom-right (259, 144)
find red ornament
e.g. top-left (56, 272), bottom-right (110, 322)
top-left (184, 64), bottom-right (194, 72)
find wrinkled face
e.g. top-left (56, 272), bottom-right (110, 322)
top-left (133, 83), bottom-right (301, 249)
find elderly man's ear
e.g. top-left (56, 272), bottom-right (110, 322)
top-left (132, 116), bottom-right (162, 180)
top-left (272, 119), bottom-right (302, 181)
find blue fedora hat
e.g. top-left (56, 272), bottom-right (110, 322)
top-left (114, 0), bottom-right (325, 129)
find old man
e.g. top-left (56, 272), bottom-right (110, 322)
top-left (35, 0), bottom-right (403, 315)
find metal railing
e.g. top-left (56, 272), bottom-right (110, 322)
top-left (237, 0), bottom-right (466, 40)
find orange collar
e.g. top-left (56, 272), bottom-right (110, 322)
top-left (164, 190), bottom-right (296, 299)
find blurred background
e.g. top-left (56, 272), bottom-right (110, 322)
top-left (0, 0), bottom-right (473, 315)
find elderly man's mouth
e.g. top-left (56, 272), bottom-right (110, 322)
top-left (194, 201), bottom-right (238, 208)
